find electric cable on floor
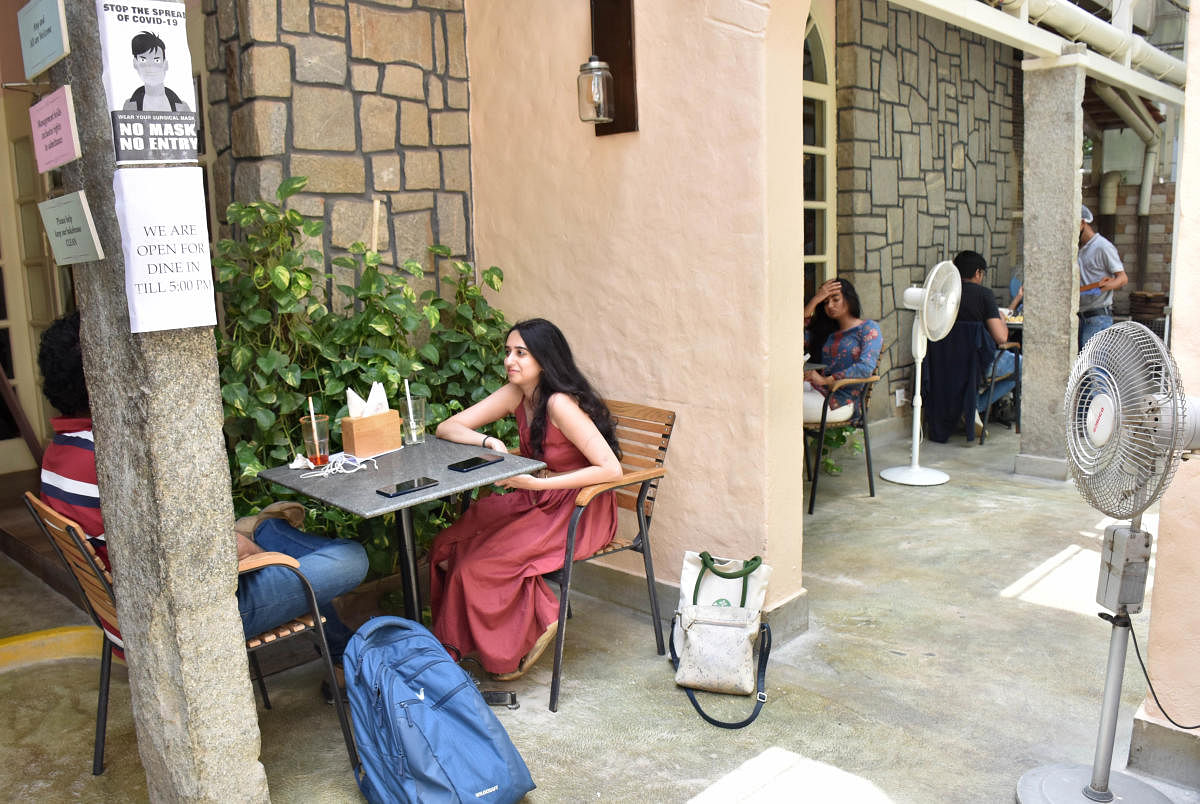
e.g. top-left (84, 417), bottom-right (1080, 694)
top-left (1130, 618), bottom-right (1200, 730)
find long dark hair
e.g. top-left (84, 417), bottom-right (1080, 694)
top-left (509, 318), bottom-right (620, 460)
top-left (807, 278), bottom-right (863, 353)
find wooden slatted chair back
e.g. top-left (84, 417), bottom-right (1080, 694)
top-left (607, 400), bottom-right (675, 521)
top-left (24, 492), bottom-right (119, 631)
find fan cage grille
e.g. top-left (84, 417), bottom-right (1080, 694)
top-left (1064, 322), bottom-right (1185, 520)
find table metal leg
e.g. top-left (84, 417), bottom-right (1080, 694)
top-left (396, 509), bottom-right (421, 621)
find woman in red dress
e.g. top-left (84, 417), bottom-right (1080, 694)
top-left (431, 319), bottom-right (623, 679)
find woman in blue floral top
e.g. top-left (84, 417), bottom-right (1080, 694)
top-left (803, 278), bottom-right (882, 423)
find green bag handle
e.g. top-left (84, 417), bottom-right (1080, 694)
top-left (692, 552), bottom-right (763, 607)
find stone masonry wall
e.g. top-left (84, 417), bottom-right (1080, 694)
top-left (837, 2), bottom-right (1020, 418)
top-left (202, 0), bottom-right (470, 299)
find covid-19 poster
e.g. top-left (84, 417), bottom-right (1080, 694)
top-left (95, 0), bottom-right (197, 164)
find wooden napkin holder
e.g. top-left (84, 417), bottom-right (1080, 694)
top-left (341, 409), bottom-right (404, 458)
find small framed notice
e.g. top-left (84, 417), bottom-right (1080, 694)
top-left (18, 0), bottom-right (70, 80)
top-left (114, 167), bottom-right (217, 333)
top-left (30, 86), bottom-right (82, 173)
top-left (37, 191), bottom-right (104, 266)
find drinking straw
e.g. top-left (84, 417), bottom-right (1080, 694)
top-left (370, 198), bottom-right (380, 252)
top-left (307, 396), bottom-right (319, 454)
top-left (404, 379), bottom-right (416, 430)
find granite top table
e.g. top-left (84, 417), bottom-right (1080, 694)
top-left (261, 438), bottom-right (545, 620)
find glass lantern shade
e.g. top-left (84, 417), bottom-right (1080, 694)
top-left (577, 56), bottom-right (613, 123)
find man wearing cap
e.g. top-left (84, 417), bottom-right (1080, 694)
top-left (1077, 204), bottom-right (1127, 350)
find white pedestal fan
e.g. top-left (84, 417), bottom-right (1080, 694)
top-left (1017, 322), bottom-right (1200, 804)
top-left (880, 260), bottom-right (962, 486)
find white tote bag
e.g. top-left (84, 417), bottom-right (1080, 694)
top-left (671, 551), bottom-right (771, 659)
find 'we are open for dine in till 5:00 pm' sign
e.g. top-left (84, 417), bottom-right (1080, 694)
top-left (114, 167), bottom-right (216, 333)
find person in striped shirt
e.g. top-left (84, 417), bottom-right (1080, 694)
top-left (37, 312), bottom-right (107, 567)
top-left (36, 312), bottom-right (367, 696)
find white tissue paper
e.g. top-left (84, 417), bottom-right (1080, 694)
top-left (346, 382), bottom-right (389, 418)
top-left (289, 454), bottom-right (315, 470)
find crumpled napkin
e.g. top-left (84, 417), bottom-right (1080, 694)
top-left (346, 382), bottom-right (389, 418)
top-left (289, 454), bottom-right (315, 470)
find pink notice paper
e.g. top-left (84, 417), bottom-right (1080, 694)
top-left (30, 85), bottom-right (82, 173)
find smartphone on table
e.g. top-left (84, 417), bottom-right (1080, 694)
top-left (447, 454), bottom-right (504, 472)
top-left (376, 477), bottom-right (438, 497)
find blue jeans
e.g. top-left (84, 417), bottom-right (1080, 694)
top-left (238, 519), bottom-right (368, 662)
top-left (977, 350), bottom-right (1020, 414)
top-left (1079, 312), bottom-right (1113, 351)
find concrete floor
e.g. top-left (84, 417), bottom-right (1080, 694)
top-left (1, 425), bottom-right (1198, 802)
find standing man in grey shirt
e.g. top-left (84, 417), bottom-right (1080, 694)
top-left (1077, 205), bottom-right (1128, 350)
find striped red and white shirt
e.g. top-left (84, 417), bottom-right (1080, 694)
top-left (40, 416), bottom-right (107, 567)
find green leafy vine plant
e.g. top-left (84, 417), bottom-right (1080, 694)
top-left (214, 177), bottom-right (513, 576)
top-left (819, 426), bottom-right (864, 476)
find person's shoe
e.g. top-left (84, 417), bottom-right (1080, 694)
top-left (493, 621), bottom-right (558, 682)
top-left (234, 501), bottom-right (306, 538)
top-left (974, 410), bottom-right (986, 440)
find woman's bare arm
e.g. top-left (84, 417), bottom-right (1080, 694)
top-left (497, 394), bottom-right (622, 490)
top-left (435, 383), bottom-right (523, 452)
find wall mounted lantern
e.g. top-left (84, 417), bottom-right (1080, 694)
top-left (578, 56), bottom-right (613, 124)
top-left (582, 0), bottom-right (637, 135)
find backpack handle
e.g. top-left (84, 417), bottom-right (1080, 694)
top-left (693, 552), bottom-right (763, 606)
top-left (355, 616), bottom-right (416, 644)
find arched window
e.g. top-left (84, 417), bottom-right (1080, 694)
top-left (803, 16), bottom-right (835, 301)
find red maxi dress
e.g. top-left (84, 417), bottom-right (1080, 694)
top-left (430, 406), bottom-right (617, 674)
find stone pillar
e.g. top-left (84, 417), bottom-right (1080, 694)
top-left (1126, 4), bottom-right (1200, 784)
top-left (1015, 46), bottom-right (1085, 480)
top-left (54, 3), bottom-right (269, 800)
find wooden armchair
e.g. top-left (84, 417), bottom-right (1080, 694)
top-left (803, 375), bottom-right (881, 514)
top-left (546, 401), bottom-right (675, 712)
top-left (23, 492), bottom-right (357, 775)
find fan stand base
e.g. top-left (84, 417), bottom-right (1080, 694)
top-left (879, 465), bottom-right (949, 486)
top-left (1016, 764), bottom-right (1171, 804)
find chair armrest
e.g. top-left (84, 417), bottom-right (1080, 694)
top-left (238, 551), bottom-right (301, 574)
top-left (826, 374), bottom-right (880, 394)
top-left (997, 342), bottom-right (1020, 353)
top-left (574, 467), bottom-right (666, 507)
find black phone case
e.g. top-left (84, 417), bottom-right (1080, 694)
top-left (448, 455), bottom-right (503, 472)
top-left (377, 478), bottom-right (436, 497)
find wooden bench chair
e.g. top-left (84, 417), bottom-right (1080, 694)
top-left (23, 492), bottom-right (358, 775)
top-left (546, 401), bottom-right (675, 711)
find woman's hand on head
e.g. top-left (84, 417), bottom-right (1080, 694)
top-left (816, 279), bottom-right (841, 302)
top-left (805, 278), bottom-right (842, 318)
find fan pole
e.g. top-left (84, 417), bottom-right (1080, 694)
top-left (880, 326), bottom-right (949, 486)
top-left (1087, 610), bottom-right (1132, 798)
top-left (1017, 515), bottom-right (1170, 804)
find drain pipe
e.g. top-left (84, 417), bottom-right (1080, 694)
top-left (1092, 83), bottom-right (1159, 216)
top-left (1092, 82), bottom-right (1161, 287)
top-left (999, 0), bottom-right (1185, 87)
top-left (1100, 171), bottom-right (1122, 216)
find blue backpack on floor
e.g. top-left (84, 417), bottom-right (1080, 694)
top-left (343, 616), bottom-right (535, 804)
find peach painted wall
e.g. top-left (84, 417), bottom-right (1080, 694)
top-left (464, 0), bottom-right (808, 609)
top-left (1143, 5), bottom-right (1200, 736)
